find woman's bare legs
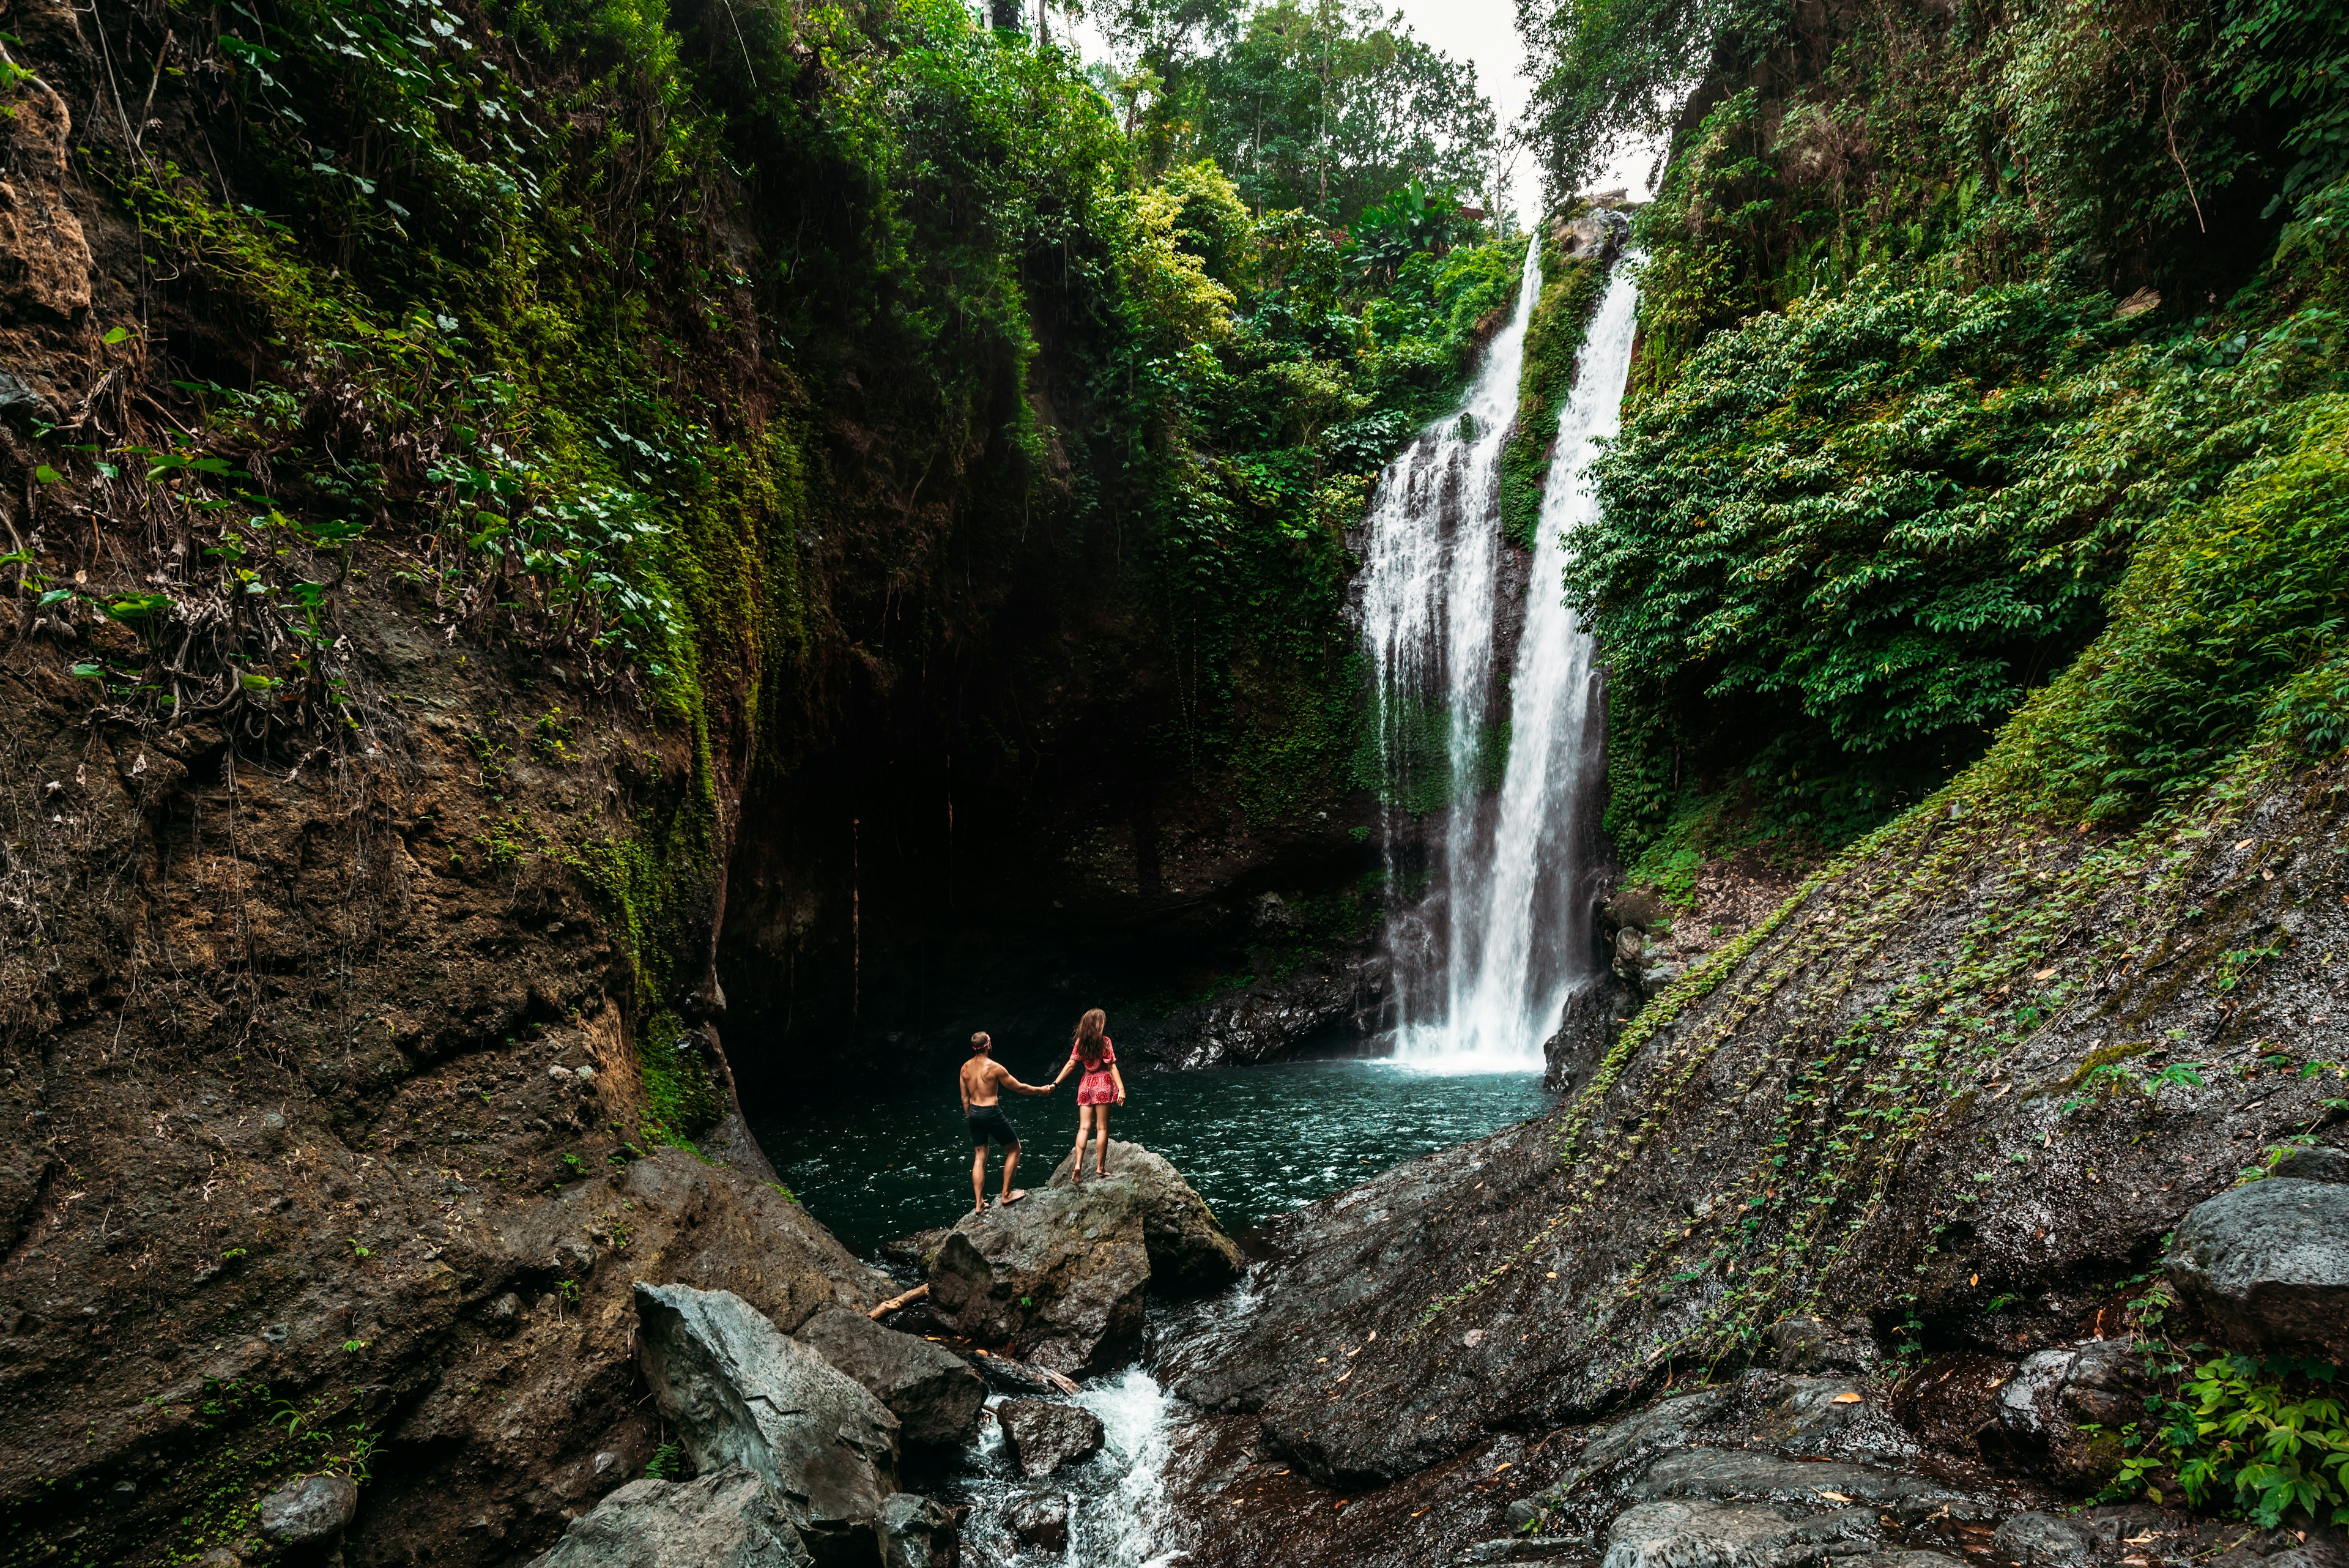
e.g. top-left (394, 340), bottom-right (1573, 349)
top-left (1069, 1104), bottom-right (1094, 1183)
top-left (1090, 1104), bottom-right (1111, 1176)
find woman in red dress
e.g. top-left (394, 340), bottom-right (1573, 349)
top-left (1050, 1008), bottom-right (1126, 1180)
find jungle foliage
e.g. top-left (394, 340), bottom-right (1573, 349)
top-left (1092, 0), bottom-right (1501, 224)
top-left (26, 0), bottom-right (1520, 847)
top-left (1526, 0), bottom-right (2349, 860)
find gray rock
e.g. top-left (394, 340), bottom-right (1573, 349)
top-left (0, 368), bottom-right (58, 422)
top-left (256, 1473), bottom-right (359, 1547)
top-left (1453, 1539), bottom-right (1597, 1564)
top-left (1516, 1386), bottom-right (1733, 1522)
top-left (927, 1181), bottom-right (1149, 1376)
top-left (875, 1493), bottom-right (956, 1568)
top-left (1582, 1388), bottom-right (1731, 1474)
top-left (633, 1283), bottom-right (900, 1561)
top-left (525, 1470), bottom-right (812, 1567)
top-left (1044, 1140), bottom-right (1242, 1293)
top-left (1557, 207), bottom-right (1631, 262)
top-left (2165, 1179), bottom-right (2349, 1360)
top-left (1764, 1317), bottom-right (1880, 1375)
top-left (878, 1229), bottom-right (950, 1269)
top-left (1735, 1372), bottom-right (1890, 1454)
top-left (2273, 1145), bottom-right (2349, 1184)
top-left (1996, 1350), bottom-right (2077, 1440)
top-left (998, 1399), bottom-right (1106, 1477)
top-left (796, 1306), bottom-right (987, 1450)
top-left (1010, 1493), bottom-right (1070, 1552)
top-left (198, 1550), bottom-right (244, 1567)
top-left (1992, 1512), bottom-right (2096, 1566)
top-left (1989, 1339), bottom-right (2145, 1485)
top-left (1601, 1498), bottom-right (1879, 1568)
top-left (1630, 1449), bottom-right (1959, 1522)
top-left (1854, 1556), bottom-right (1970, 1568)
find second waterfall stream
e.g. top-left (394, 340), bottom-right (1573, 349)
top-left (1360, 231), bottom-right (1643, 1069)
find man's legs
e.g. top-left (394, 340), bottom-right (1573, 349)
top-left (970, 1142), bottom-right (989, 1213)
top-left (1000, 1141), bottom-right (1022, 1202)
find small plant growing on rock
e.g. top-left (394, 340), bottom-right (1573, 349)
top-left (2099, 1353), bottom-right (2349, 1528)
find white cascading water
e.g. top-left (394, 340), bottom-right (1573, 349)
top-left (1362, 239), bottom-right (1642, 1069)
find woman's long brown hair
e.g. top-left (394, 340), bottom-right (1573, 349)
top-left (1071, 1008), bottom-right (1108, 1067)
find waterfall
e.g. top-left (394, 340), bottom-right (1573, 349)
top-left (1360, 238), bottom-right (1642, 1070)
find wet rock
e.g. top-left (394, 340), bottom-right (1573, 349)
top-left (1452, 1540), bottom-right (1593, 1565)
top-left (525, 1470), bottom-right (812, 1567)
top-left (998, 1399), bottom-right (1106, 1477)
top-left (1992, 1339), bottom-right (2143, 1485)
top-left (1600, 1498), bottom-right (1879, 1568)
top-left (1993, 1512), bottom-right (2097, 1566)
top-left (876, 1493), bottom-right (957, 1568)
top-left (2271, 1145), bottom-right (2349, 1184)
top-left (1735, 1373), bottom-right (1891, 1455)
top-left (796, 1306), bottom-right (987, 1451)
top-left (1995, 1351), bottom-right (2077, 1441)
top-left (1545, 975), bottom-right (1636, 1093)
top-left (1010, 1494), bottom-right (1071, 1552)
top-left (1629, 1449), bottom-right (1959, 1522)
top-left (257, 1473), bottom-right (359, 1548)
top-left (2165, 1179), bottom-right (2349, 1360)
top-left (1121, 948), bottom-right (1379, 1071)
top-left (1764, 1317), bottom-right (1880, 1376)
top-left (633, 1283), bottom-right (900, 1561)
top-left (1044, 1140), bottom-right (1242, 1293)
top-left (1508, 1388), bottom-right (1735, 1531)
top-left (1585, 1390), bottom-right (1731, 1470)
top-left (878, 1229), bottom-right (950, 1269)
top-left (927, 1181), bottom-right (1149, 1377)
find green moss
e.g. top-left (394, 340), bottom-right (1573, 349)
top-left (635, 1009), bottom-right (721, 1152)
top-left (1498, 225), bottom-right (1608, 551)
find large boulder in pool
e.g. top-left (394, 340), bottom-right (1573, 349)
top-left (926, 1180), bottom-right (1149, 1377)
top-left (2165, 1178), bottom-right (2349, 1359)
top-left (1045, 1139), bottom-right (1242, 1293)
top-left (795, 1305), bottom-right (988, 1451)
top-left (634, 1283), bottom-right (900, 1562)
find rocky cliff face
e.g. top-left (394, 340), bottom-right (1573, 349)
top-left (0, 594), bottom-right (892, 1562)
top-left (1170, 744), bottom-right (2347, 1512)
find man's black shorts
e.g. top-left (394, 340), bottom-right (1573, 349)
top-left (967, 1104), bottom-right (1019, 1148)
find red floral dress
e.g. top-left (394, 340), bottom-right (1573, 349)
top-left (1074, 1041), bottom-right (1118, 1105)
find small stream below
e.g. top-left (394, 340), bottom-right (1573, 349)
top-left (749, 1058), bottom-right (1552, 1565)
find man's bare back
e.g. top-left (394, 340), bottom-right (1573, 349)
top-left (959, 1054), bottom-right (1017, 1109)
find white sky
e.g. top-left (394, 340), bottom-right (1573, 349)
top-left (1064, 0), bottom-right (1660, 222)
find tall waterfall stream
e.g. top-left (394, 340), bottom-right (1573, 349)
top-left (1362, 245), bottom-right (1643, 1071)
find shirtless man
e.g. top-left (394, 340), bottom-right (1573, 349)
top-left (959, 1031), bottom-right (1055, 1215)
